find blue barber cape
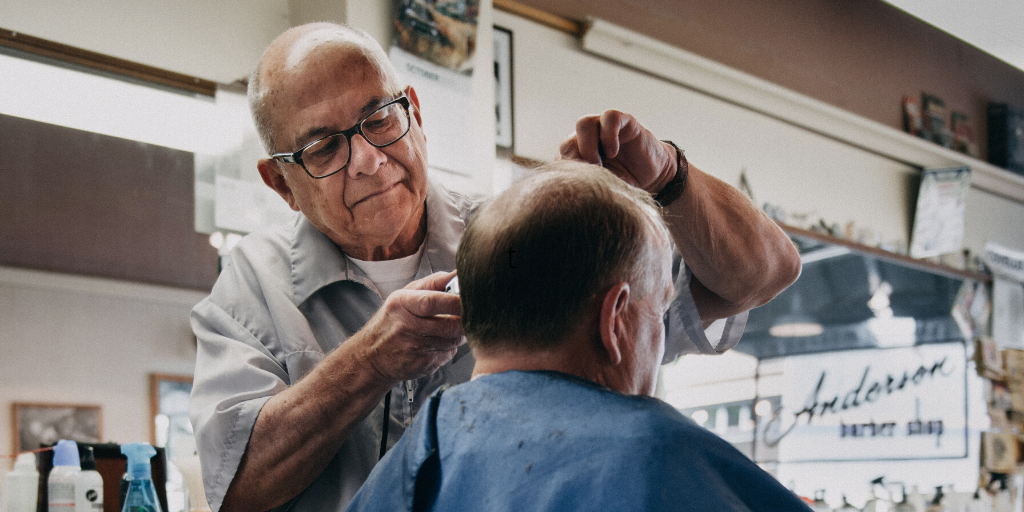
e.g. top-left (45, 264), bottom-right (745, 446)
top-left (346, 371), bottom-right (811, 512)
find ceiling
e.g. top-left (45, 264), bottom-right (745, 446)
top-left (883, 0), bottom-right (1024, 72)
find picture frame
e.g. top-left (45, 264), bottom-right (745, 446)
top-left (149, 373), bottom-right (193, 456)
top-left (11, 402), bottom-right (102, 454)
top-left (493, 25), bottom-right (514, 150)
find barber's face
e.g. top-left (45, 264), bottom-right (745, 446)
top-left (260, 46), bottom-right (429, 257)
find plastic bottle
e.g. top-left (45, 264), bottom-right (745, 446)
top-left (5, 452), bottom-right (40, 512)
top-left (924, 486), bottom-right (945, 512)
top-left (863, 477), bottom-right (886, 512)
top-left (170, 438), bottom-right (211, 512)
top-left (810, 489), bottom-right (832, 512)
top-left (120, 443), bottom-right (162, 512)
top-left (75, 447), bottom-right (103, 512)
top-left (907, 485), bottom-right (926, 512)
top-left (893, 485), bottom-right (917, 512)
top-left (49, 440), bottom-right (81, 512)
top-left (967, 489), bottom-right (989, 512)
top-left (836, 494), bottom-right (858, 511)
top-left (993, 477), bottom-right (1012, 512)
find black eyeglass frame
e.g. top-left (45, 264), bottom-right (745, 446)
top-left (270, 95), bottom-right (412, 179)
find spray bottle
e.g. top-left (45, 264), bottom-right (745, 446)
top-left (862, 477), bottom-right (883, 512)
top-left (5, 452), bottom-right (39, 512)
top-left (75, 447), bottom-right (103, 512)
top-left (119, 443), bottom-right (162, 512)
top-left (49, 440), bottom-right (81, 512)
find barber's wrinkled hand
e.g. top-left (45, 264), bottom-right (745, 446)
top-left (558, 110), bottom-right (677, 195)
top-left (359, 271), bottom-right (464, 382)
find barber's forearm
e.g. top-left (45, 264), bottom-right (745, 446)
top-left (220, 339), bottom-right (394, 512)
top-left (662, 164), bottom-right (801, 322)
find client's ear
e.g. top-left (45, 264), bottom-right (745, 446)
top-left (598, 282), bottom-right (631, 365)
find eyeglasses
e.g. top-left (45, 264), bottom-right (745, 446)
top-left (271, 96), bottom-right (412, 179)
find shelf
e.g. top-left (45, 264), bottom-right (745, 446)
top-left (779, 222), bottom-right (991, 283)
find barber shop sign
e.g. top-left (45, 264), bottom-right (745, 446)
top-left (764, 342), bottom-right (967, 462)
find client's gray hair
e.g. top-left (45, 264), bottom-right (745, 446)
top-left (457, 160), bottom-right (671, 350)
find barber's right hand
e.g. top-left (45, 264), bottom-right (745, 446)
top-left (358, 271), bottom-right (465, 382)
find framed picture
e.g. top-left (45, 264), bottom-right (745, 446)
top-left (11, 402), bottom-right (102, 454)
top-left (494, 25), bottom-right (514, 150)
top-left (149, 374), bottom-right (193, 457)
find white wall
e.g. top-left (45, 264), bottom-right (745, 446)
top-left (0, 267), bottom-right (205, 472)
top-left (0, 0), bottom-right (289, 84)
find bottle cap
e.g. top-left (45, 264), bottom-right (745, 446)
top-left (120, 442), bottom-right (156, 480)
top-left (52, 440), bottom-right (81, 468)
top-left (81, 446), bottom-right (97, 471)
top-left (13, 452), bottom-right (38, 473)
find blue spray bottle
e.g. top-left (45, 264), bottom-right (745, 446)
top-left (119, 443), bottom-right (162, 512)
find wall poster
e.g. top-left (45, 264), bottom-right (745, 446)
top-left (760, 342), bottom-right (967, 462)
top-left (392, 0), bottom-right (479, 177)
top-left (987, 242), bottom-right (1024, 349)
top-left (12, 402), bottom-right (102, 454)
top-left (909, 166), bottom-right (971, 258)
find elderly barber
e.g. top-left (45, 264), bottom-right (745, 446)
top-left (188, 22), bottom-right (800, 512)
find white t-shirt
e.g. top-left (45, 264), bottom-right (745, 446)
top-left (349, 243), bottom-right (426, 298)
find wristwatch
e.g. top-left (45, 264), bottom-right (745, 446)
top-left (654, 140), bottom-right (688, 207)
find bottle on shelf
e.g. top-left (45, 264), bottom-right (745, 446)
top-left (993, 477), bottom-right (1012, 512)
top-left (49, 440), bottom-right (81, 512)
top-left (170, 438), bottom-right (211, 512)
top-left (120, 443), bottom-right (162, 512)
top-left (924, 486), bottom-right (945, 512)
top-left (75, 447), bottom-right (103, 512)
top-left (907, 485), bottom-right (926, 512)
top-left (810, 489), bottom-right (832, 512)
top-left (836, 494), bottom-right (858, 511)
top-left (893, 485), bottom-right (918, 512)
top-left (862, 476), bottom-right (887, 512)
top-left (5, 452), bottom-right (39, 512)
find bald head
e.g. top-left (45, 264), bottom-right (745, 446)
top-left (457, 161), bottom-right (672, 350)
top-left (249, 23), bottom-right (401, 153)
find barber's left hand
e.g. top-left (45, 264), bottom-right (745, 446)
top-left (558, 110), bottom-right (676, 195)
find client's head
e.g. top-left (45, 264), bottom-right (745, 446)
top-left (456, 160), bottom-right (676, 396)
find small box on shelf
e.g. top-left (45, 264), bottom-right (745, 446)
top-left (988, 103), bottom-right (1024, 176)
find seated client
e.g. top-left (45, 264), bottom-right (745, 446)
top-left (346, 161), bottom-right (811, 512)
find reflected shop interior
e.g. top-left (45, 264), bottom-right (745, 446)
top-left (662, 230), bottom-right (989, 507)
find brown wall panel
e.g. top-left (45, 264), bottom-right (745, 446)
top-left (0, 113), bottom-right (218, 291)
top-left (519, 0), bottom-right (1024, 161)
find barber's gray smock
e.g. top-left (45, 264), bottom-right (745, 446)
top-left (188, 180), bottom-right (748, 512)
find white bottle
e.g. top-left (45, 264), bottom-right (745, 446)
top-left (5, 452), bottom-right (40, 512)
top-left (810, 490), bottom-right (833, 512)
top-left (908, 486), bottom-right (926, 512)
top-left (924, 486), bottom-right (945, 512)
top-left (74, 447), bottom-right (102, 512)
top-left (48, 440), bottom-right (81, 512)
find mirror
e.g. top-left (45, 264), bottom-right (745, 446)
top-left (660, 228), bottom-right (988, 506)
top-left (736, 231), bottom-right (972, 358)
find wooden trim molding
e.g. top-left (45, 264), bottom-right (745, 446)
top-left (493, 0), bottom-right (582, 36)
top-left (0, 27), bottom-right (217, 97)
